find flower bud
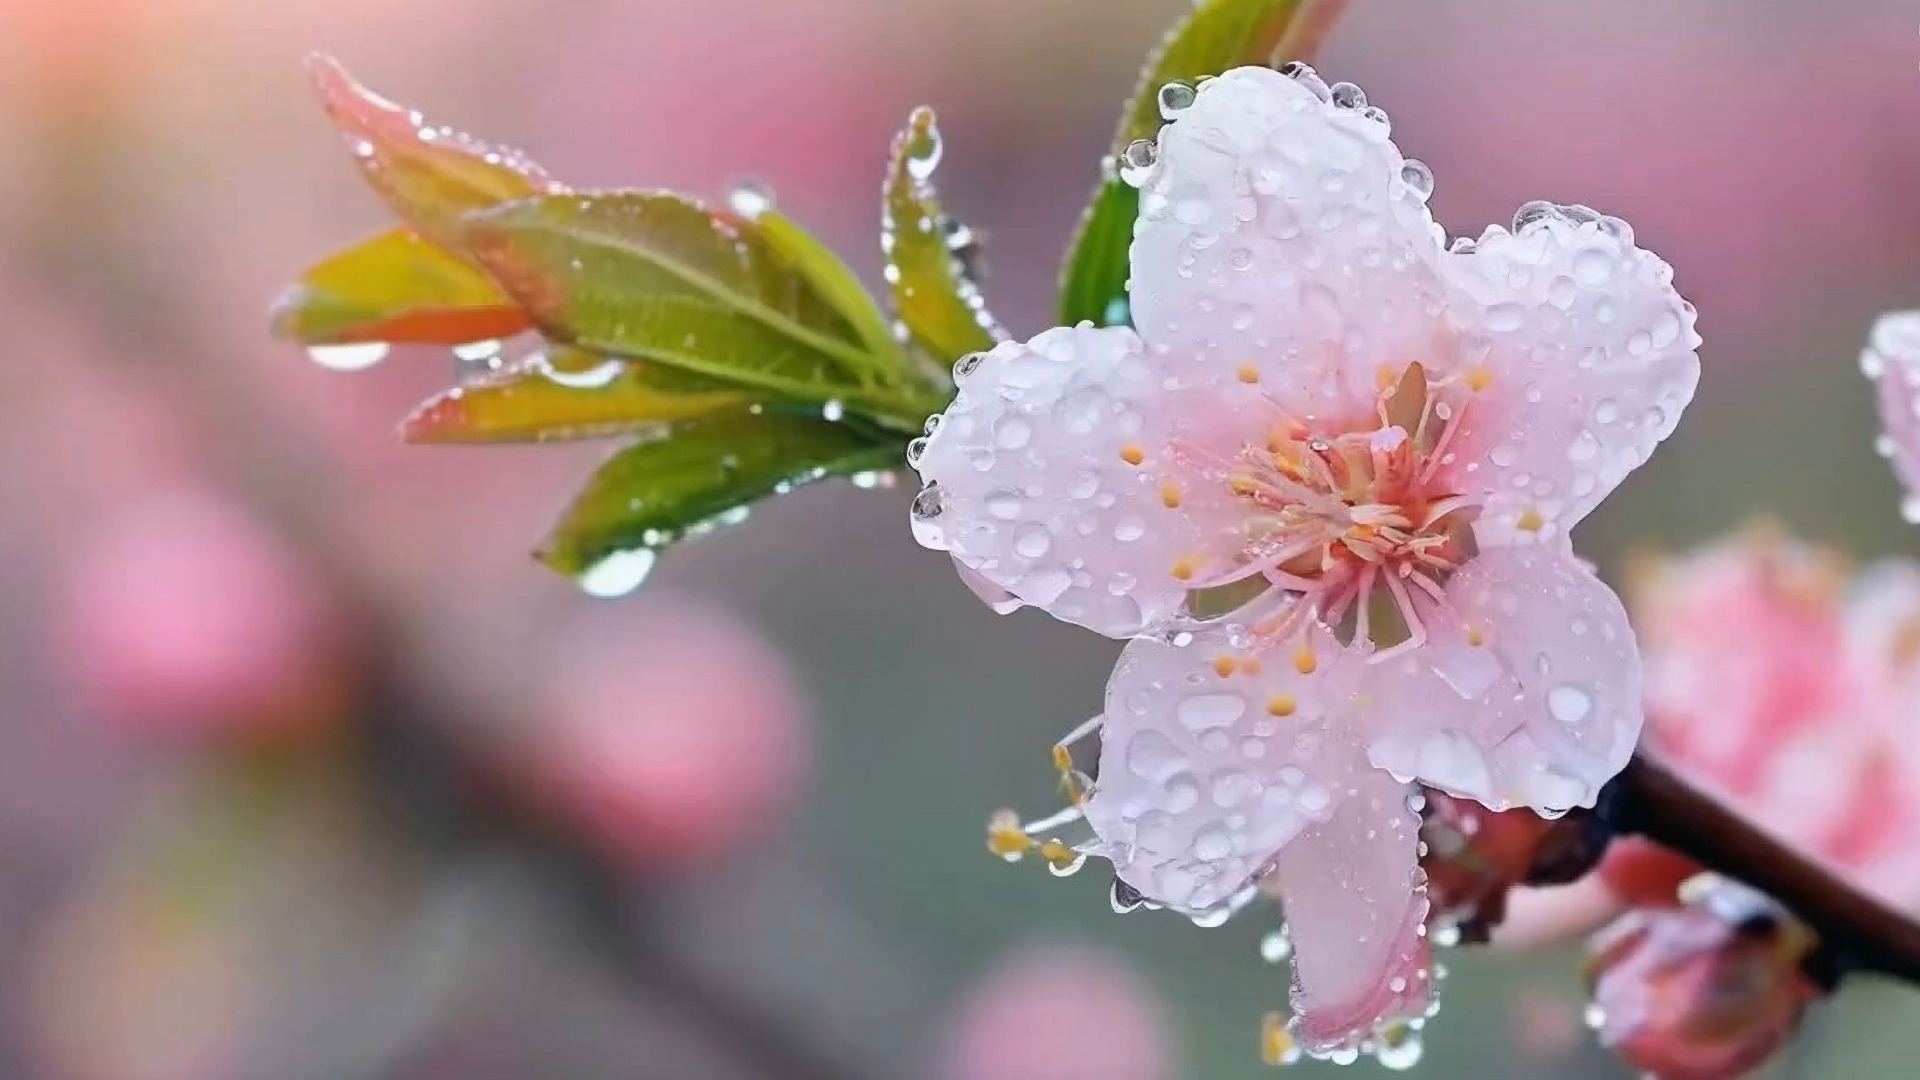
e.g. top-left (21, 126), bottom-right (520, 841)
top-left (1419, 790), bottom-right (1609, 941)
top-left (1585, 877), bottom-right (1820, 1080)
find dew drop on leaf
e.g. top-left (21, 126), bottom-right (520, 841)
top-left (307, 342), bottom-right (391, 371)
top-left (576, 548), bottom-right (658, 599)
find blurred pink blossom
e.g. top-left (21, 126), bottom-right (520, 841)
top-left (534, 597), bottom-right (810, 868)
top-left (937, 945), bottom-right (1173, 1080)
top-left (912, 63), bottom-right (1697, 1051)
top-left (51, 488), bottom-right (347, 742)
top-left (1631, 531), bottom-right (1920, 909)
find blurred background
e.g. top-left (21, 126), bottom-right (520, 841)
top-left (3, 0), bottom-right (1920, 1076)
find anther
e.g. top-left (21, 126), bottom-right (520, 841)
top-left (1120, 444), bottom-right (1146, 466)
top-left (1266, 693), bottom-right (1297, 717)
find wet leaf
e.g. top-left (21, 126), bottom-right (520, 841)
top-left (754, 208), bottom-right (902, 364)
top-left (402, 347), bottom-right (745, 444)
top-left (459, 192), bottom-right (925, 417)
top-left (307, 53), bottom-right (560, 248)
top-left (883, 107), bottom-right (1003, 365)
top-left (537, 409), bottom-right (896, 577)
top-left (269, 227), bottom-right (530, 346)
top-left (1057, 0), bottom-right (1346, 326)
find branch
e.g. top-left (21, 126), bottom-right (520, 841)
top-left (1613, 750), bottom-right (1920, 986)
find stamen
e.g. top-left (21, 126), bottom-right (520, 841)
top-left (1238, 363), bottom-right (1262, 384)
top-left (1161, 483), bottom-right (1183, 508)
top-left (1266, 693), bottom-right (1297, 717)
top-left (1516, 506), bottom-right (1544, 533)
top-left (1292, 639), bottom-right (1318, 675)
top-left (1261, 1012), bottom-right (1301, 1067)
top-left (1120, 444), bottom-right (1146, 466)
top-left (1465, 365), bottom-right (1494, 392)
top-left (1213, 655), bottom-right (1239, 678)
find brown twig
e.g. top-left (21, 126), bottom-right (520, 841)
top-left (1614, 750), bottom-right (1920, 985)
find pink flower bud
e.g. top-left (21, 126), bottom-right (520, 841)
top-left (52, 490), bottom-right (345, 743)
top-left (535, 598), bottom-right (810, 869)
top-left (937, 945), bottom-right (1174, 1080)
top-left (1586, 880), bottom-right (1819, 1080)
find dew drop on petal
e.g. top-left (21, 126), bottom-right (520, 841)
top-left (1547, 683), bottom-right (1594, 726)
top-left (1157, 81), bottom-right (1197, 120)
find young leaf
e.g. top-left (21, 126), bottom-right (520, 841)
top-left (536, 409), bottom-right (896, 579)
top-left (402, 348), bottom-right (745, 444)
top-left (1057, 0), bottom-right (1346, 326)
top-left (307, 54), bottom-right (561, 248)
top-left (269, 227), bottom-right (531, 346)
top-left (752, 206), bottom-right (903, 366)
top-left (883, 107), bottom-right (1004, 365)
top-left (458, 192), bottom-right (931, 419)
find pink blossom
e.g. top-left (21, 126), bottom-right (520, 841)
top-left (52, 489), bottom-right (345, 742)
top-left (1628, 531), bottom-right (1920, 910)
top-left (937, 946), bottom-right (1174, 1080)
top-left (533, 598), bottom-right (811, 869)
top-left (912, 66), bottom-right (1698, 1049)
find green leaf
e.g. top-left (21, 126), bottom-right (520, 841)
top-left (457, 192), bottom-right (929, 420)
top-left (537, 409), bottom-right (897, 581)
top-left (1057, 0), bottom-right (1346, 327)
top-left (754, 207), bottom-right (903, 365)
top-left (882, 107), bottom-right (1003, 365)
top-left (402, 347), bottom-right (746, 444)
top-left (269, 227), bottom-right (531, 346)
top-left (307, 53), bottom-right (559, 248)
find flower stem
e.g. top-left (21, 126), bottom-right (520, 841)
top-left (1612, 750), bottom-right (1920, 985)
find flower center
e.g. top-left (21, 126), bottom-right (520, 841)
top-left (1191, 363), bottom-right (1484, 657)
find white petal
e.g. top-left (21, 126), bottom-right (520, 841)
top-left (911, 324), bottom-right (1253, 637)
top-left (1271, 765), bottom-right (1430, 1051)
top-left (1437, 205), bottom-right (1700, 544)
top-left (1364, 545), bottom-right (1643, 815)
top-left (1084, 620), bottom-right (1365, 914)
top-left (1129, 66), bottom-right (1448, 421)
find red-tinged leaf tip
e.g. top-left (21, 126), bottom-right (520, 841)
top-left (305, 54), bottom-right (560, 245)
top-left (268, 228), bottom-right (532, 346)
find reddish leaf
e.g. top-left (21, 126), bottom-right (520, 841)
top-left (307, 53), bottom-right (562, 247)
top-left (269, 227), bottom-right (530, 346)
top-left (402, 349), bottom-right (745, 444)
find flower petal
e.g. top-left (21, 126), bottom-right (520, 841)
top-left (1271, 764), bottom-right (1430, 1051)
top-left (1865, 311), bottom-right (1920, 508)
top-left (1365, 545), bottom-right (1642, 814)
top-left (1438, 206), bottom-right (1700, 543)
top-left (1129, 66), bottom-right (1448, 422)
top-left (1084, 620), bottom-right (1364, 914)
top-left (911, 324), bottom-right (1253, 637)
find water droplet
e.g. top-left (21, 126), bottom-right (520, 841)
top-left (1489, 444), bottom-right (1519, 467)
top-left (1399, 159), bottom-right (1434, 201)
top-left (1119, 139), bottom-right (1160, 187)
top-left (953, 354), bottom-right (984, 381)
top-left (1486, 302), bottom-right (1526, 333)
top-left (1259, 929), bottom-right (1293, 963)
top-left (1329, 81), bottom-right (1367, 109)
top-left (1157, 81), bottom-right (1198, 119)
top-left (307, 342), bottom-right (390, 371)
top-left (1547, 683), bottom-right (1593, 725)
top-left (1189, 902), bottom-right (1232, 928)
top-left (993, 416), bottom-right (1032, 449)
top-left (1110, 878), bottom-right (1148, 913)
top-left (1567, 430), bottom-right (1599, 462)
top-left (1512, 200), bottom-right (1560, 232)
top-left (1573, 246), bottom-right (1613, 285)
top-left (1900, 494), bottom-right (1920, 525)
top-left (576, 548), bottom-right (658, 599)
top-left (1014, 525), bottom-right (1052, 559)
top-left (911, 484), bottom-right (948, 547)
top-left (1594, 399), bottom-right (1620, 425)
top-left (1375, 1030), bottom-right (1424, 1071)
top-left (822, 399), bottom-right (846, 422)
top-left (542, 355), bottom-right (624, 389)
top-left (725, 179), bottom-right (776, 220)
top-left (1178, 693), bottom-right (1247, 731)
